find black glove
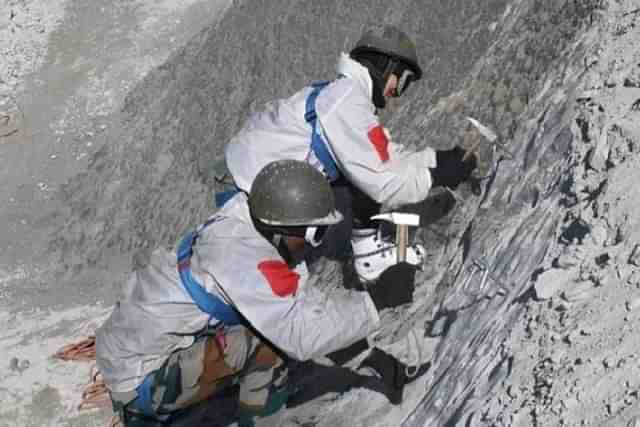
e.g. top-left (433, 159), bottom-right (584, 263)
top-left (367, 262), bottom-right (417, 311)
top-left (358, 348), bottom-right (431, 405)
top-left (326, 338), bottom-right (370, 365)
top-left (430, 146), bottom-right (477, 189)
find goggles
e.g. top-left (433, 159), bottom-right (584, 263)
top-left (395, 68), bottom-right (416, 97)
top-left (386, 59), bottom-right (416, 97)
top-left (304, 225), bottom-right (329, 248)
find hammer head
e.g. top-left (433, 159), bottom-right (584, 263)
top-left (371, 212), bottom-right (420, 263)
top-left (371, 212), bottom-right (420, 226)
top-left (466, 116), bottom-right (498, 143)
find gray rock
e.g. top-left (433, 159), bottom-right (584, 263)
top-left (562, 280), bottom-right (596, 302)
top-left (629, 244), bottom-right (640, 266)
top-left (589, 224), bottom-right (609, 246)
top-left (617, 118), bottom-right (640, 151)
top-left (626, 297), bottom-right (640, 311)
top-left (507, 385), bottom-right (518, 399)
top-left (9, 357), bottom-right (29, 373)
top-left (535, 268), bottom-right (576, 300)
top-left (627, 270), bottom-right (640, 286)
top-left (586, 127), bottom-right (610, 171)
top-left (9, 357), bottom-right (19, 371)
top-left (556, 245), bottom-right (587, 269)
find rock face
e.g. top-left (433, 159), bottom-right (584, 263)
top-left (43, 0), bottom-right (640, 426)
top-left (477, 2), bottom-right (640, 426)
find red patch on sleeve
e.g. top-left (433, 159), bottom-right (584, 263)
top-left (258, 260), bottom-right (300, 297)
top-left (367, 125), bottom-right (390, 162)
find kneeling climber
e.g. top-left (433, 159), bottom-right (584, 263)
top-left (96, 160), bottom-right (423, 426)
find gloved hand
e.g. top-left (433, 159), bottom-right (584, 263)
top-left (429, 146), bottom-right (477, 189)
top-left (367, 262), bottom-right (417, 311)
top-left (326, 338), bottom-right (370, 365)
top-left (358, 348), bottom-right (431, 405)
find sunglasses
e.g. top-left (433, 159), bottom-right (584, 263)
top-left (395, 68), bottom-right (416, 97)
top-left (386, 60), bottom-right (416, 97)
top-left (304, 225), bottom-right (329, 248)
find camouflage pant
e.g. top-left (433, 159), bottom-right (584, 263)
top-left (112, 325), bottom-right (286, 425)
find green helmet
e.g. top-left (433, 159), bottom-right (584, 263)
top-left (249, 160), bottom-right (343, 227)
top-left (351, 24), bottom-right (422, 80)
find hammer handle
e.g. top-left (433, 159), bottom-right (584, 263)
top-left (396, 225), bottom-right (408, 263)
top-left (462, 140), bottom-right (481, 162)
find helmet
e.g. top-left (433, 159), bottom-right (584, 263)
top-left (249, 160), bottom-right (343, 227)
top-left (351, 24), bottom-right (422, 79)
top-left (350, 24), bottom-right (422, 109)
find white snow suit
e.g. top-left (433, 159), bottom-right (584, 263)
top-left (96, 193), bottom-right (380, 395)
top-left (225, 53), bottom-right (437, 208)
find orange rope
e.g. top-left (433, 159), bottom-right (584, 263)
top-left (77, 364), bottom-right (112, 411)
top-left (53, 336), bottom-right (96, 361)
top-left (54, 337), bottom-right (122, 426)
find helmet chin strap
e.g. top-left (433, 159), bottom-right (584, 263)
top-left (271, 233), bottom-right (283, 248)
top-left (304, 226), bottom-right (323, 248)
top-left (267, 227), bottom-right (322, 249)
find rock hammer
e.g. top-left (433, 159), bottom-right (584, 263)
top-left (371, 212), bottom-right (420, 262)
top-left (462, 116), bottom-right (514, 161)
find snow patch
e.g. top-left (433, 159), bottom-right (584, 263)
top-left (0, 304), bottom-right (111, 425)
top-left (0, 0), bottom-right (68, 106)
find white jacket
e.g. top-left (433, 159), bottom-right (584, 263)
top-left (96, 193), bottom-right (380, 393)
top-left (225, 53), bottom-right (436, 208)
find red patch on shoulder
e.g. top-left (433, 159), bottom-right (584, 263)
top-left (258, 260), bottom-right (300, 297)
top-left (367, 125), bottom-right (390, 162)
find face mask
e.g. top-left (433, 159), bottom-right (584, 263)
top-left (304, 225), bottom-right (328, 248)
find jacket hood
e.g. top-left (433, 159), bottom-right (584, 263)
top-left (335, 52), bottom-right (373, 101)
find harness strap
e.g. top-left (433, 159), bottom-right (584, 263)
top-left (130, 374), bottom-right (167, 421)
top-left (176, 221), bottom-right (241, 326)
top-left (305, 80), bottom-right (340, 182)
top-left (127, 218), bottom-right (240, 421)
top-left (214, 188), bottom-right (240, 208)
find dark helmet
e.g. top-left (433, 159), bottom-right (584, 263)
top-left (350, 24), bottom-right (422, 109)
top-left (249, 160), bottom-right (343, 227)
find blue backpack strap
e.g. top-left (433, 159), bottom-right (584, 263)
top-left (176, 223), bottom-right (241, 326)
top-left (304, 80), bottom-right (340, 182)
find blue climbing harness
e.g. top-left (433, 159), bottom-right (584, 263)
top-left (176, 218), bottom-right (242, 325)
top-left (214, 80), bottom-right (340, 208)
top-left (305, 80), bottom-right (341, 182)
top-left (130, 217), bottom-right (240, 419)
top-left (215, 189), bottom-right (240, 208)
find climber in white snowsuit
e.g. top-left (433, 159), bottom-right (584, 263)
top-left (96, 160), bottom-right (423, 426)
top-left (224, 24), bottom-right (477, 282)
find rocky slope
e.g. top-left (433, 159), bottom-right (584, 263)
top-left (480, 2), bottom-right (640, 426)
top-left (2, 0), bottom-right (640, 426)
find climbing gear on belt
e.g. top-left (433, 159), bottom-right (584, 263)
top-left (460, 256), bottom-right (509, 299)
